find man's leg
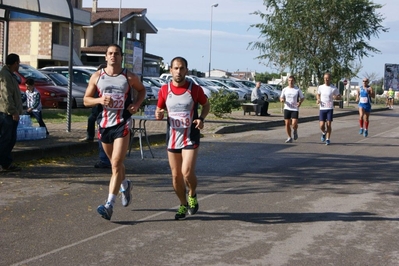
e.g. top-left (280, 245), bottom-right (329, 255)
top-left (284, 119), bottom-right (291, 138)
top-left (168, 151), bottom-right (191, 219)
top-left (32, 111), bottom-right (49, 134)
top-left (319, 120), bottom-right (326, 142)
top-left (292, 118), bottom-right (298, 140)
top-left (0, 114), bottom-right (15, 168)
top-left (181, 149), bottom-right (199, 215)
top-left (263, 101), bottom-right (269, 114)
top-left (87, 113), bottom-right (97, 140)
top-left (94, 140), bottom-right (111, 168)
top-left (319, 120), bottom-right (326, 133)
top-left (168, 151), bottom-right (186, 205)
top-left (102, 135), bottom-right (130, 196)
top-left (99, 141), bottom-right (111, 165)
top-left (181, 149), bottom-right (199, 197)
top-left (326, 121), bottom-right (332, 139)
top-left (97, 134), bottom-right (130, 220)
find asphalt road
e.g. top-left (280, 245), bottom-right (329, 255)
top-left (1, 109), bottom-right (399, 266)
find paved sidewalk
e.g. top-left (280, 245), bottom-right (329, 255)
top-left (12, 105), bottom-right (385, 162)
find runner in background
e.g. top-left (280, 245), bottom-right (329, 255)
top-left (280, 75), bottom-right (304, 143)
top-left (356, 78), bottom-right (374, 137)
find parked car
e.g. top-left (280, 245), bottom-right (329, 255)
top-left (202, 78), bottom-right (243, 100)
top-left (150, 77), bottom-right (168, 85)
top-left (262, 84), bottom-right (281, 99)
top-left (13, 64), bottom-right (68, 108)
top-left (186, 75), bottom-right (218, 98)
top-left (143, 77), bottom-right (162, 99)
top-left (158, 74), bottom-right (216, 98)
top-left (143, 76), bottom-right (162, 88)
top-left (143, 80), bottom-right (158, 100)
top-left (40, 70), bottom-right (86, 108)
top-left (235, 80), bottom-right (256, 89)
top-left (72, 66), bottom-right (98, 73)
top-left (160, 73), bottom-right (172, 81)
top-left (207, 78), bottom-right (250, 101)
top-left (40, 66), bottom-right (93, 87)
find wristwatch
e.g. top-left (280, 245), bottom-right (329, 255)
top-left (198, 117), bottom-right (204, 122)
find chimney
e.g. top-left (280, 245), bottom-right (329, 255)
top-left (92, 0), bottom-right (98, 13)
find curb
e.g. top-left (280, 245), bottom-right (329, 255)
top-left (214, 108), bottom-right (386, 134)
top-left (12, 134), bottom-right (167, 162)
top-left (12, 107), bottom-right (388, 162)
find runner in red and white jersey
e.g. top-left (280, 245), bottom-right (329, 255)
top-left (155, 56), bottom-right (210, 220)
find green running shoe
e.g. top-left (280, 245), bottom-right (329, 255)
top-left (188, 194), bottom-right (199, 215)
top-left (175, 204), bottom-right (188, 220)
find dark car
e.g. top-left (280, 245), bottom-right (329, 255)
top-left (40, 66), bottom-right (94, 87)
top-left (40, 70), bottom-right (86, 108)
top-left (13, 64), bottom-right (68, 108)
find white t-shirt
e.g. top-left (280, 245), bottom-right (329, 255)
top-left (317, 84), bottom-right (339, 110)
top-left (280, 86), bottom-right (304, 111)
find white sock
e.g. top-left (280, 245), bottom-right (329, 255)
top-left (105, 194), bottom-right (116, 207)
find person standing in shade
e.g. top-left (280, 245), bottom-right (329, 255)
top-left (23, 78), bottom-right (49, 135)
top-left (155, 56), bottom-right (210, 220)
top-left (251, 82), bottom-right (270, 116)
top-left (356, 78), bottom-right (374, 137)
top-left (84, 44), bottom-right (146, 220)
top-left (316, 73), bottom-right (341, 145)
top-left (280, 75), bottom-right (304, 143)
top-left (0, 53), bottom-right (23, 172)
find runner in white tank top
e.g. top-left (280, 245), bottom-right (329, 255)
top-left (96, 68), bottom-right (132, 129)
top-left (84, 44), bottom-right (146, 221)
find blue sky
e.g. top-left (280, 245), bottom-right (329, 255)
top-left (83, 0), bottom-right (399, 81)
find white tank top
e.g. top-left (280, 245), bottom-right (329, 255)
top-left (96, 68), bottom-right (133, 128)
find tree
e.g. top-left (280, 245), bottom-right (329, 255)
top-left (249, 0), bottom-right (388, 88)
top-left (362, 72), bottom-right (384, 96)
top-left (254, 72), bottom-right (277, 83)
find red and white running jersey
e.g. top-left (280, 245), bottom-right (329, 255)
top-left (96, 68), bottom-right (133, 128)
top-left (157, 80), bottom-right (207, 149)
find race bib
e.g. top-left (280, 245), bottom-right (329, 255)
top-left (320, 101), bottom-right (333, 108)
top-left (286, 101), bottom-right (297, 109)
top-left (104, 92), bottom-right (125, 110)
top-left (359, 96), bottom-right (369, 104)
top-left (169, 111), bottom-right (191, 129)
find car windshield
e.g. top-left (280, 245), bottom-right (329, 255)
top-left (46, 73), bottom-right (69, 86)
top-left (224, 80), bottom-right (240, 88)
top-left (144, 78), bottom-right (162, 87)
top-left (189, 76), bottom-right (207, 86)
top-left (19, 64), bottom-right (51, 82)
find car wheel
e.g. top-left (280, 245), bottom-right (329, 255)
top-left (263, 93), bottom-right (269, 101)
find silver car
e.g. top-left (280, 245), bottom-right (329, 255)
top-left (39, 70), bottom-right (85, 108)
top-left (207, 79), bottom-right (249, 101)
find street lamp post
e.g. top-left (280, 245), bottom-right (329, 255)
top-left (208, 3), bottom-right (218, 77)
top-left (117, 0), bottom-right (122, 45)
